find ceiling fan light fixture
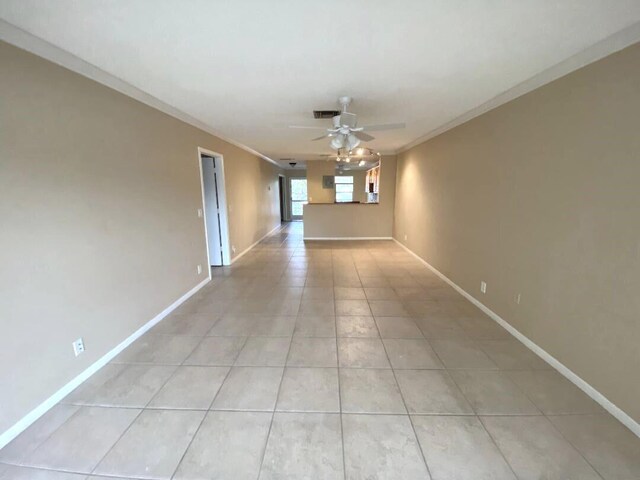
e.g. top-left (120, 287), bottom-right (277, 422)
top-left (346, 134), bottom-right (360, 150)
top-left (330, 135), bottom-right (345, 150)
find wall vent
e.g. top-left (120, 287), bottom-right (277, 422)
top-left (313, 110), bottom-right (340, 119)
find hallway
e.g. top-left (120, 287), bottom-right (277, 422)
top-left (1, 222), bottom-right (638, 479)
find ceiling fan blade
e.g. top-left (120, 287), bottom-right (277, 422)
top-left (311, 134), bottom-right (329, 141)
top-left (360, 122), bottom-right (405, 132)
top-left (354, 131), bottom-right (375, 142)
top-left (288, 125), bottom-right (330, 130)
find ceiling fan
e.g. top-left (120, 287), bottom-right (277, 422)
top-left (289, 96), bottom-right (405, 150)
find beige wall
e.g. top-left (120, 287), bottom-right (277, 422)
top-left (352, 170), bottom-right (368, 203)
top-left (0, 41), bottom-right (282, 435)
top-left (304, 156), bottom-right (396, 238)
top-left (394, 43), bottom-right (640, 423)
top-left (306, 161), bottom-right (336, 203)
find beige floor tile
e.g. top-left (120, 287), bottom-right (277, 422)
top-left (293, 315), bottom-right (336, 337)
top-left (338, 338), bottom-right (390, 368)
top-left (0, 466), bottom-right (86, 479)
top-left (211, 366), bottom-right (283, 411)
top-left (481, 415), bottom-right (601, 480)
top-left (94, 409), bottom-right (204, 479)
top-left (113, 334), bottom-right (201, 365)
top-left (249, 315), bottom-right (297, 336)
top-left (302, 286), bottom-right (334, 299)
top-left (340, 369), bottom-right (406, 414)
top-left (335, 300), bottom-right (372, 316)
top-left (334, 287), bottom-right (366, 300)
top-left (383, 339), bottom-right (442, 369)
top-left (235, 337), bottom-right (291, 366)
top-left (84, 364), bottom-right (176, 407)
top-left (403, 300), bottom-right (441, 316)
top-left (393, 287), bottom-right (430, 301)
top-left (507, 370), bottom-right (603, 414)
top-left (412, 415), bottom-right (516, 479)
top-left (147, 366), bottom-right (229, 409)
top-left (24, 407), bottom-right (140, 473)
top-left (276, 368), bottom-right (340, 413)
top-left (456, 317), bottom-right (511, 340)
top-left (61, 363), bottom-right (127, 405)
top-left (359, 276), bottom-right (390, 287)
top-left (364, 287), bottom-right (399, 300)
top-left (299, 299), bottom-right (336, 316)
top-left (395, 370), bottom-right (473, 414)
top-left (207, 315), bottom-right (256, 336)
top-left (375, 316), bottom-right (424, 338)
top-left (478, 339), bottom-right (551, 370)
top-left (0, 404), bottom-right (79, 464)
top-left (150, 313), bottom-right (218, 336)
top-left (369, 300), bottom-right (410, 316)
top-left (336, 316), bottom-right (379, 337)
top-left (415, 316), bottom-right (469, 340)
top-left (342, 414), bottom-right (429, 480)
top-left (183, 336), bottom-right (246, 366)
top-left (287, 337), bottom-right (337, 367)
top-left (430, 338), bottom-right (499, 369)
top-left (173, 411), bottom-right (272, 480)
top-left (548, 413), bottom-right (640, 480)
top-left (260, 413), bottom-right (343, 479)
top-left (450, 370), bottom-right (540, 415)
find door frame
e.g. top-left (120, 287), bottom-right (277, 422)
top-left (197, 147), bottom-right (232, 267)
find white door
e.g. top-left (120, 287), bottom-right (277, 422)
top-left (202, 156), bottom-right (223, 266)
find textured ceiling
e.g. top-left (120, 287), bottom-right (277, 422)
top-left (2, 1), bottom-right (640, 168)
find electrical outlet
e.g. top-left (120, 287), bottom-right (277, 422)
top-left (72, 338), bottom-right (85, 357)
top-left (515, 293), bottom-right (521, 304)
top-left (232, 245), bottom-right (236, 254)
top-left (197, 208), bottom-right (203, 218)
top-left (197, 265), bottom-right (202, 275)
top-left (404, 234), bottom-right (408, 241)
top-left (480, 281), bottom-right (487, 294)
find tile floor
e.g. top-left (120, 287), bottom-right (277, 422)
top-left (1, 222), bottom-right (639, 479)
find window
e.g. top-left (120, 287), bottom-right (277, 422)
top-left (335, 175), bottom-right (354, 203)
top-left (290, 178), bottom-right (307, 217)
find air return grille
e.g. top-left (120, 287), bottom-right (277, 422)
top-left (313, 110), bottom-right (340, 119)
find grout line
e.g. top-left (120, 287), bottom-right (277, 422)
top-left (168, 337), bottom-right (248, 480)
top-left (334, 277), bottom-right (348, 480)
top-left (253, 254), bottom-right (300, 480)
top-left (375, 309), bottom-right (435, 480)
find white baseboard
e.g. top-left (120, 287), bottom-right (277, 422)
top-left (303, 236), bottom-right (393, 241)
top-left (231, 223), bottom-right (284, 264)
top-left (0, 277), bottom-right (211, 450)
top-left (393, 238), bottom-right (640, 438)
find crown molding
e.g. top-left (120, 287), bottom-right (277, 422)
top-left (0, 19), bottom-right (280, 168)
top-left (397, 21), bottom-right (640, 154)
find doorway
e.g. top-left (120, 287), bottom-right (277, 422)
top-left (290, 177), bottom-right (307, 220)
top-left (198, 148), bottom-right (231, 267)
top-left (278, 175), bottom-right (286, 222)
